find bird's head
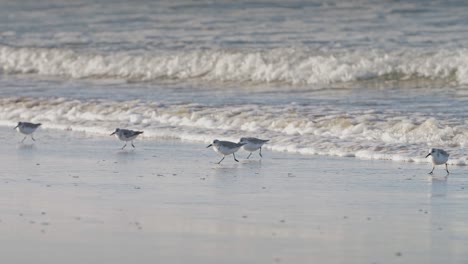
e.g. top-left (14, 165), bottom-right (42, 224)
top-left (14, 122), bottom-right (22, 130)
top-left (425, 148), bottom-right (436, 158)
top-left (206, 139), bottom-right (219, 148)
top-left (110, 128), bottom-right (120, 136)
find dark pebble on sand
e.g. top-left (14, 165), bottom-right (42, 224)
top-left (395, 252), bottom-right (402, 257)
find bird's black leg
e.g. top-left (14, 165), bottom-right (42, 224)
top-left (259, 147), bottom-right (263, 158)
top-left (445, 163), bottom-right (449, 174)
top-left (31, 135), bottom-right (36, 141)
top-left (21, 136), bottom-right (27, 143)
top-left (246, 152), bottom-right (252, 159)
top-left (217, 156), bottom-right (225, 164)
top-left (121, 143), bottom-right (127, 150)
top-left (132, 141), bottom-right (135, 148)
top-left (233, 153), bottom-right (239, 162)
top-left (429, 165), bottom-right (435, 175)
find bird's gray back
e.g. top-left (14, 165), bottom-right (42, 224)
top-left (23, 122), bottom-right (41, 128)
top-left (437, 149), bottom-right (449, 157)
top-left (217, 140), bottom-right (244, 149)
top-left (246, 137), bottom-right (269, 144)
top-left (122, 129), bottom-right (142, 137)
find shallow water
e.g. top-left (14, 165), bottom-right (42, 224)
top-left (1, 127), bottom-right (467, 263)
top-left (1, 0), bottom-right (468, 164)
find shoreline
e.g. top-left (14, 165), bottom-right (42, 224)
top-left (1, 127), bottom-right (467, 263)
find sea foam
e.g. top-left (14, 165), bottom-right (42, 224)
top-left (1, 96), bottom-right (467, 165)
top-left (1, 45), bottom-right (468, 86)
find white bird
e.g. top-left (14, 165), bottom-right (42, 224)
top-left (110, 128), bottom-right (143, 149)
top-left (14, 122), bottom-right (42, 143)
top-left (239, 137), bottom-right (269, 159)
top-left (425, 148), bottom-right (449, 175)
top-left (206, 139), bottom-right (246, 164)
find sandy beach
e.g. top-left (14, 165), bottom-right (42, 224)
top-left (0, 126), bottom-right (466, 264)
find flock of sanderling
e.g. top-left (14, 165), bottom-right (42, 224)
top-left (13, 121), bottom-right (450, 174)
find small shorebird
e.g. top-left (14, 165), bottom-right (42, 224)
top-left (425, 148), bottom-right (449, 175)
top-left (239, 137), bottom-right (269, 159)
top-left (14, 122), bottom-right (42, 143)
top-left (206, 139), bottom-right (246, 164)
top-left (110, 128), bottom-right (143, 149)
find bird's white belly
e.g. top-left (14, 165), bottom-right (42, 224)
top-left (117, 134), bottom-right (138, 142)
top-left (214, 145), bottom-right (238, 155)
top-left (18, 126), bottom-right (36, 135)
top-left (242, 143), bottom-right (260, 152)
top-left (432, 154), bottom-right (448, 165)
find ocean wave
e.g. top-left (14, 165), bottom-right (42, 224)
top-left (1, 96), bottom-right (467, 165)
top-left (1, 45), bottom-right (468, 85)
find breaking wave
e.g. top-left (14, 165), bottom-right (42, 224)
top-left (1, 45), bottom-right (468, 86)
top-left (0, 96), bottom-right (467, 165)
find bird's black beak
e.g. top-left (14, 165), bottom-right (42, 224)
top-left (13, 125), bottom-right (18, 130)
top-left (110, 132), bottom-right (116, 136)
top-left (425, 153), bottom-right (431, 158)
top-left (206, 144), bottom-right (212, 148)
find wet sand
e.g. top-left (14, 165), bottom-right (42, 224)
top-left (0, 127), bottom-right (467, 264)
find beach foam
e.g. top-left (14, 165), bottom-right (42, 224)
top-left (1, 96), bottom-right (466, 165)
top-left (1, 45), bottom-right (468, 86)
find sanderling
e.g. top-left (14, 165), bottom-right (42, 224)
top-left (425, 148), bottom-right (449, 175)
top-left (110, 128), bottom-right (143, 149)
top-left (239, 137), bottom-right (269, 159)
top-left (206, 139), bottom-right (246, 164)
top-left (14, 122), bottom-right (42, 143)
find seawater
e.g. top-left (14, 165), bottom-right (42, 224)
top-left (1, 0), bottom-right (467, 165)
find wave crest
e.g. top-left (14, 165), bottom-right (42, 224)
top-left (1, 45), bottom-right (468, 85)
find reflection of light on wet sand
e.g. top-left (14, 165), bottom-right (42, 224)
top-left (430, 176), bottom-right (448, 198)
top-left (16, 143), bottom-right (36, 150)
top-left (1, 127), bottom-right (468, 263)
